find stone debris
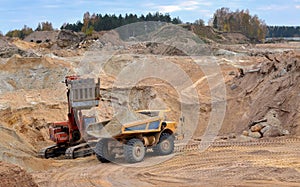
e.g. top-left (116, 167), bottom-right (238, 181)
top-left (244, 109), bottom-right (290, 139)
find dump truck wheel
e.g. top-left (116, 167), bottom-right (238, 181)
top-left (124, 139), bottom-right (145, 163)
top-left (153, 133), bottom-right (174, 155)
top-left (95, 138), bottom-right (115, 163)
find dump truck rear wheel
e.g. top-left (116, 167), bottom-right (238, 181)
top-left (124, 139), bottom-right (145, 163)
top-left (95, 138), bottom-right (115, 163)
top-left (153, 133), bottom-right (174, 155)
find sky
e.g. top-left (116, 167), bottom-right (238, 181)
top-left (0, 0), bottom-right (300, 34)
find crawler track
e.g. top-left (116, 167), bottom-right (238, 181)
top-left (65, 141), bottom-right (97, 159)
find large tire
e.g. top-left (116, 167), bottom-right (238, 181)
top-left (153, 133), bottom-right (174, 155)
top-left (95, 138), bottom-right (115, 163)
top-left (124, 139), bottom-right (145, 163)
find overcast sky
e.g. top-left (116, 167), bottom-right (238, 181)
top-left (1, 0), bottom-right (300, 33)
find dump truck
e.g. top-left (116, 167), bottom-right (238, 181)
top-left (86, 110), bottom-right (177, 163)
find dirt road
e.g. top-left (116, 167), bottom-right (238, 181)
top-left (32, 138), bottom-right (300, 187)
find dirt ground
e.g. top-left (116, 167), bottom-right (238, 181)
top-left (31, 137), bottom-right (300, 187)
top-left (0, 27), bottom-right (299, 186)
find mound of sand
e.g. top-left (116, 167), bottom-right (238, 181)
top-left (0, 55), bottom-right (71, 93)
top-left (0, 161), bottom-right (38, 187)
top-left (228, 51), bottom-right (300, 136)
top-left (0, 37), bottom-right (35, 58)
top-left (87, 109), bottom-right (151, 138)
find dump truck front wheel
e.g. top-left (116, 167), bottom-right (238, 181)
top-left (95, 138), bottom-right (115, 163)
top-left (124, 138), bottom-right (145, 163)
top-left (153, 133), bottom-right (175, 155)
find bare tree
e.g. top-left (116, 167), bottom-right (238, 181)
top-left (194, 19), bottom-right (205, 26)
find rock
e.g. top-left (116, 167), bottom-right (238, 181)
top-left (230, 84), bottom-right (238, 90)
top-left (265, 109), bottom-right (281, 127)
top-left (0, 38), bottom-right (37, 57)
top-left (0, 38), bottom-right (23, 57)
top-left (57, 30), bottom-right (86, 48)
top-left (250, 124), bottom-right (263, 132)
top-left (260, 125), bottom-right (270, 134)
top-left (229, 133), bottom-right (236, 139)
top-left (242, 130), bottom-right (249, 136)
top-left (238, 135), bottom-right (256, 141)
top-left (248, 131), bottom-right (262, 138)
top-left (282, 129), bottom-right (290, 135)
top-left (263, 126), bottom-right (283, 137)
top-left (215, 49), bottom-right (237, 56)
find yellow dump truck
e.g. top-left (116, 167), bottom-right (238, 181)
top-left (86, 110), bottom-right (177, 163)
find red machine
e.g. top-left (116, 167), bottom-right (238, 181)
top-left (38, 75), bottom-right (100, 159)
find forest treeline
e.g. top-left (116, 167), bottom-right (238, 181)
top-left (61, 12), bottom-right (182, 34)
top-left (5, 22), bottom-right (54, 39)
top-left (3, 8), bottom-right (300, 42)
top-left (266, 26), bottom-right (300, 38)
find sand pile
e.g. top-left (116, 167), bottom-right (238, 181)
top-left (0, 101), bottom-right (67, 167)
top-left (228, 51), bottom-right (300, 136)
top-left (0, 161), bottom-right (38, 187)
top-left (0, 55), bottom-right (71, 93)
top-left (125, 42), bottom-right (187, 56)
top-left (87, 109), bottom-right (151, 138)
top-left (0, 37), bottom-right (35, 58)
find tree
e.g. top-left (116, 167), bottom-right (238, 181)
top-left (62, 12), bottom-right (182, 33)
top-left (172, 17), bottom-right (182, 24)
top-left (36, 23), bottom-right (42, 31)
top-left (36, 22), bottom-right (54, 31)
top-left (82, 11), bottom-right (91, 32)
top-left (266, 26), bottom-right (300, 38)
top-left (213, 16), bottom-right (218, 29)
top-left (6, 25), bottom-right (33, 39)
top-left (85, 26), bottom-right (94, 36)
top-left (211, 8), bottom-right (267, 42)
top-left (194, 19), bottom-right (205, 26)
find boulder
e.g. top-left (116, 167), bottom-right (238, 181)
top-left (248, 131), bottom-right (262, 138)
top-left (0, 38), bottom-right (26, 57)
top-left (250, 124), bottom-right (263, 132)
top-left (260, 125), bottom-right (270, 134)
top-left (242, 130), bottom-right (249, 136)
top-left (263, 126), bottom-right (283, 137)
top-left (57, 30), bottom-right (86, 48)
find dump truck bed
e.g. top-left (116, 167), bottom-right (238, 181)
top-left (86, 116), bottom-right (164, 139)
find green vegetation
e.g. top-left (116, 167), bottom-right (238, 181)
top-left (194, 19), bottom-right (205, 26)
top-left (61, 12), bottom-right (182, 35)
top-left (35, 22), bottom-right (54, 31)
top-left (5, 22), bottom-right (54, 39)
top-left (5, 25), bottom-right (33, 39)
top-left (267, 26), bottom-right (300, 38)
top-left (212, 8), bottom-right (267, 42)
